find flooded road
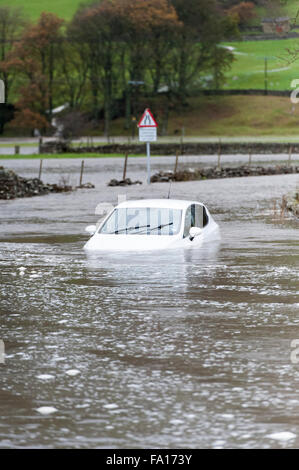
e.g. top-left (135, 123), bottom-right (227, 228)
top-left (0, 157), bottom-right (298, 448)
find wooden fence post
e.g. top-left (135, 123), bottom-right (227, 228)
top-left (79, 160), bottom-right (85, 186)
top-left (38, 137), bottom-right (43, 154)
top-left (123, 152), bottom-right (128, 180)
top-left (38, 159), bottom-right (43, 180)
top-left (217, 139), bottom-right (221, 169)
top-left (288, 146), bottom-right (293, 166)
top-left (180, 127), bottom-right (185, 154)
top-left (174, 150), bottom-right (179, 174)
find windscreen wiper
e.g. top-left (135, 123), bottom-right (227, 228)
top-left (136, 222), bottom-right (174, 234)
top-left (107, 224), bottom-right (150, 234)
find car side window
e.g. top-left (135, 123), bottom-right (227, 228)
top-left (202, 206), bottom-right (209, 227)
top-left (194, 204), bottom-right (209, 228)
top-left (183, 204), bottom-right (209, 237)
top-left (183, 205), bottom-right (195, 237)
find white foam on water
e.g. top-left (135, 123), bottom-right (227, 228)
top-left (36, 374), bottom-right (55, 381)
top-left (267, 432), bottom-right (296, 441)
top-left (36, 406), bottom-right (58, 415)
top-left (65, 369), bottom-right (80, 376)
top-left (220, 414), bottom-right (234, 420)
top-left (103, 404), bottom-right (118, 409)
top-left (169, 419), bottom-right (184, 425)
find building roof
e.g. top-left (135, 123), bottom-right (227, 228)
top-left (262, 17), bottom-right (290, 23)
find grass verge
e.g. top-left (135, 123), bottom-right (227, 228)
top-left (0, 153), bottom-right (143, 159)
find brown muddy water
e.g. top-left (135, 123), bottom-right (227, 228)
top-left (0, 157), bottom-right (298, 449)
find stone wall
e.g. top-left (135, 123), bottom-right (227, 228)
top-left (41, 141), bottom-right (299, 156)
top-left (0, 166), bottom-right (72, 200)
top-left (150, 165), bottom-right (299, 183)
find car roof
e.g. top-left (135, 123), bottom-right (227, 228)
top-left (116, 199), bottom-right (204, 210)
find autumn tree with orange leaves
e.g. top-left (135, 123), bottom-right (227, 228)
top-left (116, 0), bottom-right (181, 128)
top-left (4, 12), bottom-right (64, 132)
top-left (68, 0), bottom-right (181, 136)
top-left (0, 1), bottom-right (237, 136)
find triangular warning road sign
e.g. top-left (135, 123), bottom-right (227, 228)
top-left (138, 108), bottom-right (158, 128)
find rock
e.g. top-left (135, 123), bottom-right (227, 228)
top-left (76, 182), bottom-right (95, 189)
top-left (40, 140), bottom-right (70, 153)
top-left (107, 178), bottom-right (142, 186)
top-left (0, 166), bottom-right (74, 200)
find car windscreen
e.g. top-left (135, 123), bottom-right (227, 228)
top-left (99, 207), bottom-right (182, 235)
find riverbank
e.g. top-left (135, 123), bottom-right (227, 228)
top-left (0, 166), bottom-right (73, 200)
top-left (151, 165), bottom-right (299, 183)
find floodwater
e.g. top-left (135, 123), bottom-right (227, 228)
top-left (0, 157), bottom-right (298, 449)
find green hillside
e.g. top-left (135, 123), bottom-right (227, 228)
top-left (1, 0), bottom-right (299, 24)
top-left (250, 0), bottom-right (299, 26)
top-left (279, 0), bottom-right (299, 19)
top-left (223, 38), bottom-right (299, 91)
top-left (2, 1), bottom-right (299, 93)
top-left (0, 0), bottom-right (82, 21)
top-left (89, 95), bottom-right (299, 138)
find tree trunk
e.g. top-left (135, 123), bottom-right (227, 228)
top-left (178, 35), bottom-right (187, 100)
top-left (125, 86), bottom-right (131, 130)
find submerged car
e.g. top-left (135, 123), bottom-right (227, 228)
top-left (84, 199), bottom-right (220, 251)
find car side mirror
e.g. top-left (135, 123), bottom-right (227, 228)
top-left (85, 225), bottom-right (96, 236)
top-left (189, 227), bottom-right (202, 241)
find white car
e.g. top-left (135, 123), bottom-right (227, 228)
top-left (84, 199), bottom-right (220, 252)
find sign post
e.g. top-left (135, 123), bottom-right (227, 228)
top-left (138, 108), bottom-right (158, 184)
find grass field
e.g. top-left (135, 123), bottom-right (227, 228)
top-left (222, 38), bottom-right (299, 91)
top-left (136, 95), bottom-right (299, 138)
top-left (2, 0), bottom-right (299, 22)
top-left (76, 95), bottom-right (299, 138)
top-left (2, 95), bottom-right (299, 140)
top-left (0, 153), bottom-right (132, 159)
top-left (0, 0), bottom-right (82, 21)
top-left (278, 0), bottom-right (299, 20)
